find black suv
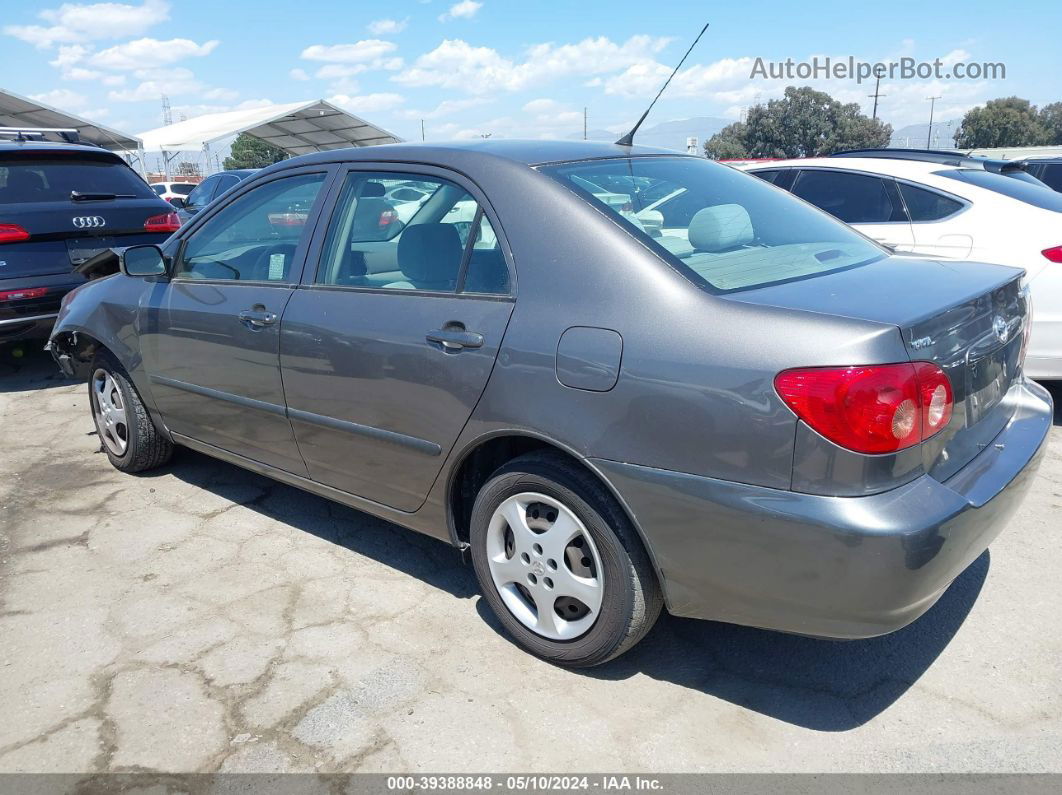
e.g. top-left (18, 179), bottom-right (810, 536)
top-left (0, 129), bottom-right (179, 345)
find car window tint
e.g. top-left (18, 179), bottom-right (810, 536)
top-left (171, 183), bottom-right (195, 196)
top-left (791, 170), bottom-right (905, 224)
top-left (898, 183), bottom-right (964, 221)
top-left (213, 174), bottom-right (240, 199)
top-left (317, 171), bottom-right (507, 294)
top-left (1036, 164), bottom-right (1062, 192)
top-left (936, 168), bottom-right (1062, 212)
top-left (751, 170), bottom-right (780, 184)
top-left (176, 172), bottom-right (325, 282)
top-left (184, 176), bottom-right (217, 207)
top-left (0, 157), bottom-right (155, 204)
top-left (541, 156), bottom-right (884, 293)
top-left (461, 213), bottom-right (509, 295)
top-left (152, 184), bottom-right (165, 195)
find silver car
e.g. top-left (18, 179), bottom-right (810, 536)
top-left (49, 140), bottom-right (1052, 666)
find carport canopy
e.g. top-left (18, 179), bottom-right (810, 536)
top-left (0, 87), bottom-right (140, 151)
top-left (135, 99), bottom-right (402, 156)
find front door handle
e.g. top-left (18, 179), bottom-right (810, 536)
top-left (426, 326), bottom-right (484, 350)
top-left (239, 308), bottom-right (277, 328)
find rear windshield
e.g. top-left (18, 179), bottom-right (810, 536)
top-left (539, 156), bottom-right (885, 292)
top-left (170, 183), bottom-right (195, 195)
top-left (935, 168), bottom-right (1062, 212)
top-left (0, 157), bottom-right (155, 204)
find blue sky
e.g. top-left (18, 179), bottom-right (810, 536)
top-left (2, 0), bottom-right (1060, 144)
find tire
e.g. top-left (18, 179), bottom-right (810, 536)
top-left (469, 451), bottom-right (663, 667)
top-left (88, 350), bottom-right (173, 473)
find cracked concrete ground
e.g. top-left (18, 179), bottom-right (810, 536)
top-left (1, 347), bottom-right (1060, 774)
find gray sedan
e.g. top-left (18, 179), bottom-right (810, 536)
top-left (49, 140), bottom-right (1052, 666)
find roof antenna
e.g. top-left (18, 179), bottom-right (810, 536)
top-left (615, 21), bottom-right (710, 147)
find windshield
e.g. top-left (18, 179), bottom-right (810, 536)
top-left (539, 156), bottom-right (885, 292)
top-left (0, 157), bottom-right (155, 204)
top-left (935, 168), bottom-right (1062, 212)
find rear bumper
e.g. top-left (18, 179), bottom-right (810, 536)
top-left (591, 378), bottom-right (1053, 639)
top-left (1, 273), bottom-right (86, 343)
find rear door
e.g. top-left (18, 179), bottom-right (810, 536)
top-left (791, 168), bottom-right (915, 251)
top-left (895, 180), bottom-right (972, 259)
top-left (279, 165), bottom-right (515, 511)
top-left (140, 167), bottom-right (333, 472)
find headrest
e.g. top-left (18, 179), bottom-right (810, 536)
top-left (397, 223), bottom-right (462, 288)
top-left (362, 181), bottom-right (385, 197)
top-left (688, 204), bottom-right (754, 252)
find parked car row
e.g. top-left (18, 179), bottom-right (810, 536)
top-left (48, 139), bottom-right (1052, 666)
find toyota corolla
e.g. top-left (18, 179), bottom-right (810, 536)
top-left (49, 140), bottom-right (1052, 666)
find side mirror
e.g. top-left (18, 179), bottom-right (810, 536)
top-left (168, 196), bottom-right (186, 208)
top-left (120, 245), bottom-right (167, 278)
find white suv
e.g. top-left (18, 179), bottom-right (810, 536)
top-left (741, 152), bottom-right (1062, 379)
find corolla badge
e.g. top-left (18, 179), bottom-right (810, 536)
top-left (992, 315), bottom-right (1009, 344)
top-left (72, 215), bottom-right (106, 229)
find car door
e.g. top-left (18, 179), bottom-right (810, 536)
top-left (140, 167), bottom-right (333, 473)
top-left (790, 168), bottom-right (915, 251)
top-left (279, 166), bottom-right (515, 512)
top-left (893, 180), bottom-right (972, 259)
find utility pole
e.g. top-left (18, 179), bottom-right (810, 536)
top-left (869, 65), bottom-right (886, 121)
top-left (420, 119), bottom-right (425, 142)
top-left (161, 94), bottom-right (172, 125)
top-left (583, 107), bottom-right (587, 140)
top-left (926, 96), bottom-right (942, 149)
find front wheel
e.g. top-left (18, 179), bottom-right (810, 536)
top-left (469, 452), bottom-right (662, 667)
top-left (88, 352), bottom-right (173, 473)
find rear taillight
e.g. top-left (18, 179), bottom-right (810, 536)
top-left (378, 209), bottom-right (398, 228)
top-left (0, 287), bottom-right (47, 301)
top-left (775, 362), bottom-right (953, 454)
top-left (0, 223), bottom-right (30, 244)
top-left (1042, 246), bottom-right (1062, 263)
top-left (144, 212), bottom-right (181, 233)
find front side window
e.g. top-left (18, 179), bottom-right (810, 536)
top-left (184, 176), bottom-right (217, 208)
top-left (898, 182), bottom-right (964, 221)
top-left (175, 172), bottom-right (326, 282)
top-left (316, 171), bottom-right (509, 295)
top-left (791, 170), bottom-right (906, 224)
top-left (541, 156), bottom-right (884, 292)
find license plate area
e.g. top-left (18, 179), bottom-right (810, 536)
top-left (66, 237), bottom-right (117, 265)
top-left (966, 334), bottom-right (1020, 426)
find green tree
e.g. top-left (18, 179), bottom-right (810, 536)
top-left (953, 97), bottom-right (1049, 148)
top-left (223, 133), bottom-right (287, 170)
top-left (1039, 101), bottom-right (1062, 145)
top-left (704, 86), bottom-right (891, 160)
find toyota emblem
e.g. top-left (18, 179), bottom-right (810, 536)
top-left (992, 315), bottom-right (1009, 344)
top-left (72, 215), bottom-right (106, 229)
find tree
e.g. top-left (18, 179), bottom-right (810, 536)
top-left (704, 86), bottom-right (891, 160)
top-left (953, 97), bottom-right (1049, 148)
top-left (1039, 102), bottom-right (1062, 145)
top-left (223, 133), bottom-right (287, 170)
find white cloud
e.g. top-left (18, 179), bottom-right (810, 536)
top-left (289, 67), bottom-right (309, 81)
top-left (30, 87), bottom-right (88, 109)
top-left (203, 86), bottom-right (238, 101)
top-left (368, 17), bottom-right (408, 35)
top-left (4, 0), bottom-right (169, 48)
top-left (328, 92), bottom-right (406, 113)
top-left (90, 37), bottom-right (218, 70)
top-left (399, 96), bottom-right (491, 120)
top-left (393, 35), bottom-right (669, 94)
top-left (439, 1), bottom-right (482, 22)
top-left (49, 43), bottom-right (90, 67)
top-left (522, 97), bottom-right (560, 114)
top-left (108, 66), bottom-right (203, 101)
top-left (315, 64), bottom-right (367, 79)
top-left (301, 40), bottom-right (397, 63)
top-left (603, 57), bottom-right (754, 98)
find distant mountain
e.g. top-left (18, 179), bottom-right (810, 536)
top-left (889, 119), bottom-right (962, 149)
top-left (568, 116), bottom-right (732, 152)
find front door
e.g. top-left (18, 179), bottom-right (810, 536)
top-left (280, 168), bottom-right (515, 511)
top-left (141, 169), bottom-right (331, 473)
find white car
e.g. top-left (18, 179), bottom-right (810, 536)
top-left (737, 152), bottom-right (1062, 379)
top-left (149, 181), bottom-right (197, 204)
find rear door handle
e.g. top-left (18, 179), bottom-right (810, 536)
top-left (426, 327), bottom-right (484, 350)
top-left (239, 309), bottom-right (277, 328)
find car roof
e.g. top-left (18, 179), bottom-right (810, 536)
top-left (742, 157), bottom-right (964, 179)
top-left (278, 139), bottom-right (686, 171)
top-left (0, 140), bottom-right (124, 159)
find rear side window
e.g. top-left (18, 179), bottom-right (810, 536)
top-left (897, 183), bottom-right (964, 221)
top-left (0, 157), bottom-right (154, 204)
top-left (152, 184), bottom-right (165, 195)
top-left (176, 172), bottom-right (326, 282)
top-left (791, 170), bottom-right (906, 224)
top-left (316, 171), bottom-right (509, 295)
top-left (936, 168), bottom-right (1062, 212)
top-left (1034, 164), bottom-right (1062, 192)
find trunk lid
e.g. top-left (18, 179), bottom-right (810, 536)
top-left (726, 255), bottom-right (1028, 478)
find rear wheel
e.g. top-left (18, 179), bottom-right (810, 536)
top-left (469, 452), bottom-right (662, 667)
top-left (89, 352), bottom-right (173, 473)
